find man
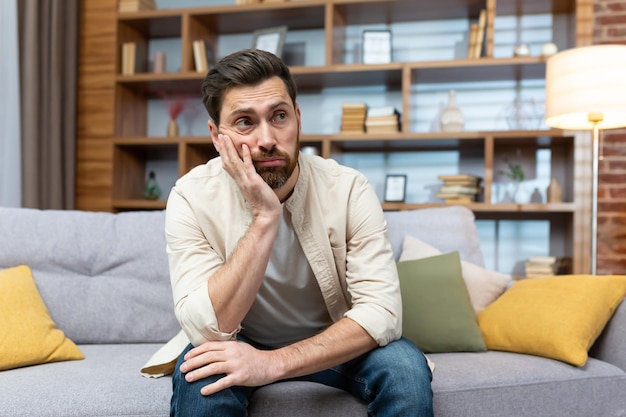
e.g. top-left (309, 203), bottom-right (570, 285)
top-left (165, 49), bottom-right (433, 416)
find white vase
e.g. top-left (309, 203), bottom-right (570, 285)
top-left (514, 182), bottom-right (531, 204)
top-left (439, 90), bottom-right (464, 132)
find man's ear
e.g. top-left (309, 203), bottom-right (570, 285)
top-left (295, 102), bottom-right (302, 133)
top-left (208, 120), bottom-right (220, 152)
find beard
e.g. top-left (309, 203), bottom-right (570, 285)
top-left (253, 139), bottom-right (299, 189)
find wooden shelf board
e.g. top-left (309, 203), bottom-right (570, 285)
top-left (304, 129), bottom-right (566, 141)
top-left (192, 4), bottom-right (326, 33)
top-left (112, 200), bottom-right (574, 214)
top-left (112, 199), bottom-right (167, 210)
top-left (116, 72), bottom-right (205, 95)
top-left (382, 202), bottom-right (576, 212)
top-left (495, 0), bottom-right (576, 16)
top-left (329, 137), bottom-right (484, 152)
top-left (334, 0), bottom-right (485, 23)
top-left (411, 57), bottom-right (547, 83)
top-left (113, 136), bottom-right (213, 145)
top-left (117, 14), bottom-right (182, 38)
top-left (110, 130), bottom-right (569, 147)
top-left (116, 57), bottom-right (548, 94)
top-left (291, 64), bottom-right (404, 91)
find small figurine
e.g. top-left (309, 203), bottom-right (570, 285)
top-left (143, 171), bottom-right (162, 200)
top-left (514, 44), bottom-right (530, 57)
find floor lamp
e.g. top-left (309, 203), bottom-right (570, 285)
top-left (544, 44), bottom-right (626, 274)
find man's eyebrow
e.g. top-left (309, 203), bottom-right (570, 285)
top-left (230, 101), bottom-right (291, 117)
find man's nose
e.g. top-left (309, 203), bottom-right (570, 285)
top-left (256, 120), bottom-right (277, 151)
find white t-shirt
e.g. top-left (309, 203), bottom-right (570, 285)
top-left (241, 206), bottom-right (332, 348)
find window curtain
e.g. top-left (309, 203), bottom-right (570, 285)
top-left (18, 0), bottom-right (79, 209)
top-left (0, 0), bottom-right (21, 207)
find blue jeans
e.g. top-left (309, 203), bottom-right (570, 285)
top-left (170, 336), bottom-right (433, 417)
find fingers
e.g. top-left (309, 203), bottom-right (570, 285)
top-left (184, 341), bottom-right (225, 361)
top-left (217, 134), bottom-right (241, 171)
top-left (184, 358), bottom-right (226, 383)
top-left (217, 134), bottom-right (256, 181)
top-left (179, 342), bottom-right (241, 396)
top-left (200, 375), bottom-right (237, 396)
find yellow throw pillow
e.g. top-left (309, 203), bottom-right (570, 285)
top-left (0, 265), bottom-right (84, 371)
top-left (478, 275), bottom-right (626, 366)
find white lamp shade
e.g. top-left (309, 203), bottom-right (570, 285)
top-left (545, 44), bottom-right (626, 130)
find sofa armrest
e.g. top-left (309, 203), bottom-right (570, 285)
top-left (589, 299), bottom-right (626, 371)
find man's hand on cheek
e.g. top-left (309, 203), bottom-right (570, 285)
top-left (217, 133), bottom-right (281, 219)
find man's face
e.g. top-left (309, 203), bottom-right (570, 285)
top-left (210, 77), bottom-right (301, 189)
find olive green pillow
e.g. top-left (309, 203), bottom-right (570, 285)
top-left (397, 251), bottom-right (486, 353)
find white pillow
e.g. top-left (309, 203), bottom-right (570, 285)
top-left (399, 235), bottom-right (511, 313)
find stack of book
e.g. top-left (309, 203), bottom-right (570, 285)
top-left (365, 106), bottom-right (401, 134)
top-left (436, 174), bottom-right (482, 204)
top-left (467, 9), bottom-right (487, 59)
top-left (525, 256), bottom-right (561, 278)
top-left (340, 103), bottom-right (368, 133)
top-left (118, 0), bottom-right (156, 12)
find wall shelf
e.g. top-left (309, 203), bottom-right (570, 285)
top-left (76, 0), bottom-right (594, 274)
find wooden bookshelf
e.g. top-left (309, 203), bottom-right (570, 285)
top-left (76, 0), bottom-right (594, 273)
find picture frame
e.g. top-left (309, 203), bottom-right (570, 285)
top-left (362, 30), bottom-right (392, 64)
top-left (384, 174), bottom-right (407, 202)
top-left (252, 26), bottom-right (288, 57)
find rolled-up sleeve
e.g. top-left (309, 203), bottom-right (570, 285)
top-left (165, 188), bottom-right (240, 346)
top-left (342, 176), bottom-right (403, 346)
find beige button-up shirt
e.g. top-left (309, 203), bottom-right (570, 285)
top-left (141, 154), bottom-right (402, 377)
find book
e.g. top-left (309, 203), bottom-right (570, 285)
top-left (365, 118), bottom-right (400, 127)
top-left (121, 42), bottom-right (146, 75)
top-left (121, 43), bottom-right (132, 74)
top-left (192, 40), bottom-right (209, 73)
top-left (437, 174), bottom-right (482, 183)
top-left (342, 102), bottom-right (368, 110)
top-left (528, 256), bottom-right (558, 265)
top-left (340, 102), bottom-right (367, 133)
top-left (473, 9), bottom-right (487, 58)
top-left (365, 125), bottom-right (400, 134)
top-left (441, 196), bottom-right (474, 204)
top-left (365, 108), bottom-right (400, 133)
top-left (366, 114), bottom-right (400, 123)
top-left (441, 179), bottom-right (481, 187)
top-left (467, 24), bottom-right (479, 59)
top-left (524, 256), bottom-right (563, 277)
top-left (118, 0), bottom-right (156, 12)
top-left (439, 185), bottom-right (481, 195)
top-left (367, 106), bottom-right (399, 118)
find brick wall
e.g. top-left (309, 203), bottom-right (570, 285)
top-left (594, 0), bottom-right (626, 274)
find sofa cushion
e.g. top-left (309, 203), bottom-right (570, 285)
top-left (0, 344), bottom-right (172, 417)
top-left (429, 351), bottom-right (626, 417)
top-left (397, 251), bottom-right (486, 353)
top-left (0, 265), bottom-right (83, 371)
top-left (384, 206), bottom-right (485, 266)
top-left (2, 345), bottom-right (624, 417)
top-left (399, 235), bottom-right (510, 313)
top-left (590, 300), bottom-right (626, 371)
top-left (478, 275), bottom-right (626, 366)
top-left (0, 344), bottom-right (367, 417)
top-left (0, 208), bottom-right (180, 344)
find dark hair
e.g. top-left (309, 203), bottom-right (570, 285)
top-left (200, 49), bottom-right (298, 126)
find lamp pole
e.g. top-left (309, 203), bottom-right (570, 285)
top-left (589, 114), bottom-right (603, 275)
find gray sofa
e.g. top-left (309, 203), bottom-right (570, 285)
top-left (0, 205), bottom-right (624, 417)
